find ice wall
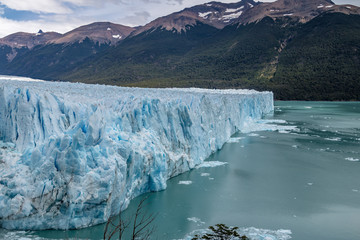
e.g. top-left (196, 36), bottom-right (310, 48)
top-left (0, 78), bottom-right (273, 230)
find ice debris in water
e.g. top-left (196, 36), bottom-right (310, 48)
top-left (187, 217), bottom-right (205, 226)
top-left (0, 77), bottom-right (273, 230)
top-left (227, 137), bottom-right (245, 143)
top-left (183, 227), bottom-right (292, 240)
top-left (178, 181), bottom-right (192, 185)
top-left (0, 230), bottom-right (47, 240)
top-left (241, 119), bottom-right (297, 134)
top-left (345, 157), bottom-right (359, 162)
top-left (195, 161), bottom-right (228, 168)
top-left (325, 137), bottom-right (342, 142)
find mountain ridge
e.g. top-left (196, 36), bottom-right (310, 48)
top-left (0, 0), bottom-right (359, 100)
top-left (1, 0), bottom-right (359, 48)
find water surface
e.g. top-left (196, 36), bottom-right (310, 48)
top-left (2, 101), bottom-right (360, 239)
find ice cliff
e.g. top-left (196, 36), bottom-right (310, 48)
top-left (0, 77), bottom-right (273, 230)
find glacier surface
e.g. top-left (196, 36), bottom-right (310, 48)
top-left (0, 77), bottom-right (273, 230)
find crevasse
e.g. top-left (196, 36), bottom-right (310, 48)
top-left (0, 78), bottom-right (273, 230)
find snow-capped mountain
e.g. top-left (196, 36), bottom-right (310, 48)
top-left (131, 0), bottom-right (258, 35)
top-left (51, 22), bottom-right (135, 45)
top-left (0, 0), bottom-right (359, 47)
top-left (0, 22), bottom-right (134, 49)
top-left (236, 0), bottom-right (360, 24)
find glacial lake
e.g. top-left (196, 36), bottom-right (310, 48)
top-left (1, 101), bottom-right (360, 240)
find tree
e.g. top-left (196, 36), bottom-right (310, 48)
top-left (103, 197), bottom-right (156, 240)
top-left (192, 224), bottom-right (249, 240)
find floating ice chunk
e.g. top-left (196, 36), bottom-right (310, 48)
top-left (183, 226), bottom-right (292, 240)
top-left (352, 189), bottom-right (359, 192)
top-left (241, 119), bottom-right (297, 134)
top-left (345, 157), bottom-right (359, 162)
top-left (304, 106), bottom-right (312, 109)
top-left (262, 119), bottom-right (287, 124)
top-left (227, 137), bottom-right (245, 143)
top-left (196, 161), bottom-right (228, 168)
top-left (179, 181), bottom-right (192, 185)
top-left (283, 13), bottom-right (293, 16)
top-left (325, 137), bottom-right (342, 141)
top-left (248, 133), bottom-right (260, 137)
top-left (0, 230), bottom-right (48, 240)
top-left (200, 173), bottom-right (210, 177)
top-left (278, 130), bottom-right (291, 134)
top-left (187, 217), bottom-right (205, 225)
top-left (307, 183), bottom-right (313, 186)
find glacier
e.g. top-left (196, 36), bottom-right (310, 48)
top-left (0, 77), bottom-right (273, 230)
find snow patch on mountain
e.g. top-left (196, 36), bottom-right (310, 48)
top-left (198, 11), bottom-right (213, 19)
top-left (225, 6), bottom-right (244, 13)
top-left (112, 34), bottom-right (122, 39)
top-left (221, 11), bottom-right (243, 20)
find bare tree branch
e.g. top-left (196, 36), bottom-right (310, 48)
top-left (104, 197), bottom-right (156, 240)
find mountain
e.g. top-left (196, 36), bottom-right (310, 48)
top-left (237, 0), bottom-right (360, 24)
top-left (131, 0), bottom-right (258, 35)
top-left (0, 31), bottom-right (62, 49)
top-left (0, 22), bottom-right (135, 79)
top-left (51, 22), bottom-right (135, 45)
top-left (0, 22), bottom-right (134, 48)
top-left (0, 0), bottom-right (359, 100)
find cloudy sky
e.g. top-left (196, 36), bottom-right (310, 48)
top-left (0, 0), bottom-right (358, 37)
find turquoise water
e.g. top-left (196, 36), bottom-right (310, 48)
top-left (1, 102), bottom-right (360, 239)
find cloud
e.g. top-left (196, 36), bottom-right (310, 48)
top-left (141, 0), bottom-right (161, 3)
top-left (167, 0), bottom-right (184, 4)
top-left (117, 11), bottom-right (151, 26)
top-left (0, 14), bottom-right (88, 37)
top-left (0, 0), bottom-right (70, 14)
top-left (0, 0), bottom-right (125, 14)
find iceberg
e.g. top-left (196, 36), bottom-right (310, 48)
top-left (0, 77), bottom-right (273, 230)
